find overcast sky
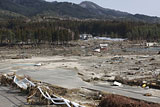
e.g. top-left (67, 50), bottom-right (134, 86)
top-left (45, 0), bottom-right (160, 17)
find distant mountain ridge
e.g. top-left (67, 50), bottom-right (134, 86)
top-left (79, 1), bottom-right (160, 22)
top-left (79, 1), bottom-right (130, 18)
top-left (0, 0), bottom-right (160, 23)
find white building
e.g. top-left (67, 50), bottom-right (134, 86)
top-left (80, 34), bottom-right (93, 40)
top-left (146, 42), bottom-right (158, 47)
top-left (100, 44), bottom-right (108, 49)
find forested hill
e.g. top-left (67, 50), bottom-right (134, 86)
top-left (0, 0), bottom-right (93, 18)
top-left (0, 0), bottom-right (160, 23)
top-left (0, 19), bottom-right (160, 46)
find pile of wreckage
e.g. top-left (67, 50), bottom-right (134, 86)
top-left (0, 72), bottom-right (84, 107)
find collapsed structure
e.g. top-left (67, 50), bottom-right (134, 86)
top-left (0, 72), bottom-right (84, 107)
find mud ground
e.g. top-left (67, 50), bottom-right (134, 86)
top-left (0, 40), bottom-right (160, 106)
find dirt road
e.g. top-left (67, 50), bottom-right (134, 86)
top-left (0, 56), bottom-right (160, 105)
top-left (0, 86), bottom-right (26, 107)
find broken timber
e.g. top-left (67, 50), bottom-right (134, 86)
top-left (0, 72), bottom-right (84, 107)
